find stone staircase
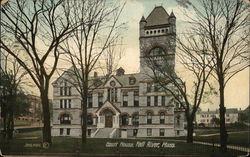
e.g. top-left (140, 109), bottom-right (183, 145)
top-left (94, 128), bottom-right (114, 138)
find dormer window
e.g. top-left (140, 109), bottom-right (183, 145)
top-left (129, 77), bottom-right (136, 85)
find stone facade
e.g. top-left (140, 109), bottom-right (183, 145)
top-left (52, 6), bottom-right (186, 138)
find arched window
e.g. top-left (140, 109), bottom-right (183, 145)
top-left (147, 112), bottom-right (152, 124)
top-left (87, 115), bottom-right (93, 125)
top-left (132, 113), bottom-right (139, 126)
top-left (149, 47), bottom-right (165, 56)
top-left (60, 114), bottom-right (71, 124)
top-left (160, 112), bottom-right (165, 124)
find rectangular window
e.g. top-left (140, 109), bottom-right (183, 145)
top-left (88, 94), bottom-right (93, 108)
top-left (154, 96), bottom-right (158, 106)
top-left (123, 92), bottom-right (128, 107)
top-left (107, 89), bottom-right (111, 101)
top-left (147, 128), bottom-right (152, 136)
top-left (64, 99), bottom-right (67, 108)
top-left (110, 88), bottom-right (118, 102)
top-left (68, 99), bottom-right (71, 108)
top-left (160, 119), bottom-right (165, 124)
top-left (147, 113), bottom-right (152, 124)
top-left (68, 87), bottom-right (71, 96)
top-left (177, 130), bottom-right (180, 135)
top-left (154, 83), bottom-right (160, 92)
top-left (87, 129), bottom-right (91, 137)
top-left (160, 112), bottom-right (165, 124)
top-left (98, 93), bottom-right (103, 107)
top-left (147, 83), bottom-right (152, 92)
top-left (66, 128), bottom-right (70, 135)
top-left (60, 128), bottom-right (63, 135)
top-left (60, 87), bottom-right (63, 96)
top-left (64, 87), bottom-right (68, 96)
top-left (60, 100), bottom-right (63, 108)
top-left (160, 128), bottom-right (165, 136)
top-left (133, 129), bottom-right (138, 137)
top-left (147, 96), bottom-right (151, 106)
top-left (134, 91), bottom-right (139, 107)
top-left (161, 96), bottom-right (165, 106)
top-left (114, 88), bottom-right (118, 102)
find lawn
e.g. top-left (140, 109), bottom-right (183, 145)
top-left (0, 130), bottom-right (246, 156)
top-left (14, 120), bottom-right (33, 126)
top-left (193, 128), bottom-right (249, 136)
top-left (166, 129), bottom-right (250, 147)
top-left (194, 131), bottom-right (250, 147)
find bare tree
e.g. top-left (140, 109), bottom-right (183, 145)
top-left (145, 34), bottom-right (213, 143)
top-left (100, 38), bottom-right (124, 79)
top-left (188, 0), bottom-right (250, 152)
top-left (0, 0), bottom-right (81, 145)
top-left (59, 0), bottom-right (125, 146)
top-left (0, 50), bottom-right (26, 139)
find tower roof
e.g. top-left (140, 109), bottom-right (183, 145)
top-left (145, 6), bottom-right (169, 27)
top-left (170, 11), bottom-right (176, 18)
top-left (140, 16), bottom-right (146, 22)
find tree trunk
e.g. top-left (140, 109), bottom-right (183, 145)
top-left (81, 91), bottom-right (88, 148)
top-left (40, 89), bottom-right (52, 145)
top-left (7, 109), bottom-right (14, 139)
top-left (186, 118), bottom-right (194, 143)
top-left (219, 79), bottom-right (227, 152)
top-left (2, 104), bottom-right (7, 138)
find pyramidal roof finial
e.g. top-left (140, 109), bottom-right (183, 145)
top-left (140, 15), bottom-right (146, 22)
top-left (170, 10), bottom-right (176, 18)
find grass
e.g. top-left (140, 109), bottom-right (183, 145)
top-left (14, 120), bottom-right (33, 126)
top-left (194, 131), bottom-right (250, 147)
top-left (194, 128), bottom-right (249, 136)
top-left (166, 129), bottom-right (250, 147)
top-left (0, 130), bottom-right (246, 156)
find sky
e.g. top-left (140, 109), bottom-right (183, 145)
top-left (6, 0), bottom-right (248, 111)
top-left (108, 0), bottom-right (250, 111)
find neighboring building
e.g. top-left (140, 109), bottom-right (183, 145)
top-left (27, 94), bottom-right (43, 121)
top-left (17, 94), bottom-right (43, 121)
top-left (196, 108), bottom-right (239, 127)
top-left (51, 6), bottom-right (186, 138)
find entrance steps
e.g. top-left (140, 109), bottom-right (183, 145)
top-left (93, 128), bottom-right (114, 138)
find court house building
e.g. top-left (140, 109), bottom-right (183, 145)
top-left (51, 6), bottom-right (186, 138)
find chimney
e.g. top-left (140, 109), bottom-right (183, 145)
top-left (208, 108), bottom-right (210, 112)
top-left (94, 72), bottom-right (98, 77)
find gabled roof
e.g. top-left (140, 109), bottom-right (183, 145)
top-left (53, 67), bottom-right (140, 89)
top-left (113, 73), bottom-right (140, 87)
top-left (145, 6), bottom-right (169, 27)
top-left (95, 100), bottom-right (121, 114)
